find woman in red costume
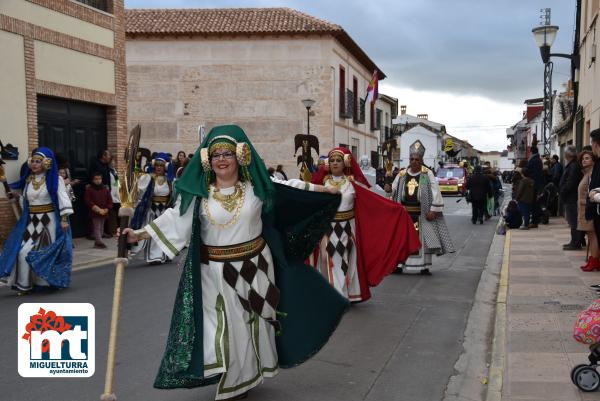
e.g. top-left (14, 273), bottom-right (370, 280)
top-left (310, 147), bottom-right (420, 302)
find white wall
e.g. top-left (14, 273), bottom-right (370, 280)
top-left (399, 128), bottom-right (439, 169)
top-left (0, 30), bottom-right (28, 190)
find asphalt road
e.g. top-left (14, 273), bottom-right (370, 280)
top-left (0, 195), bottom-right (497, 401)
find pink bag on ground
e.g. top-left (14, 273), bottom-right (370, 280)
top-left (574, 299), bottom-right (600, 345)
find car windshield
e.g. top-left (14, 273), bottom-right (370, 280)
top-left (436, 168), bottom-right (464, 179)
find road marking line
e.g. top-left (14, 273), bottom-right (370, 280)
top-left (486, 230), bottom-right (510, 401)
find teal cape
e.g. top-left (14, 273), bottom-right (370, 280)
top-left (153, 182), bottom-right (348, 389)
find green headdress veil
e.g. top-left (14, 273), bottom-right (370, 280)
top-left (174, 125), bottom-right (275, 214)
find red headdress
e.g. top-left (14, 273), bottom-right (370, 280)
top-left (311, 147), bottom-right (371, 188)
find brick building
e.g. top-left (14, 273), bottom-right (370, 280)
top-left (125, 7), bottom-right (386, 175)
top-left (0, 0), bottom-right (128, 239)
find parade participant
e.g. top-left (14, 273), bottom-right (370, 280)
top-left (310, 147), bottom-right (420, 302)
top-left (121, 125), bottom-right (347, 400)
top-left (130, 152), bottom-right (175, 264)
top-left (389, 141), bottom-right (454, 274)
top-left (0, 148), bottom-right (73, 294)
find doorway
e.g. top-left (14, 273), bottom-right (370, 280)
top-left (37, 96), bottom-right (107, 238)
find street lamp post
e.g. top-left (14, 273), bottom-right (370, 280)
top-left (532, 12), bottom-right (579, 156)
top-left (302, 99), bottom-right (315, 135)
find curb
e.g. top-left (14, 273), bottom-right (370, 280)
top-left (485, 230), bottom-right (510, 401)
top-left (442, 220), bottom-right (507, 401)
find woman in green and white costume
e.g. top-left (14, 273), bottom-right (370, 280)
top-left (122, 125), bottom-right (346, 400)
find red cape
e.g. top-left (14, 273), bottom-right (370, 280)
top-left (352, 183), bottom-right (421, 300)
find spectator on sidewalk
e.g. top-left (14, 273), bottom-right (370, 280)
top-left (515, 168), bottom-right (535, 230)
top-left (587, 130), bottom-right (600, 268)
top-left (504, 200), bottom-right (523, 229)
top-left (511, 169), bottom-right (522, 200)
top-left (173, 150), bottom-right (187, 172)
top-left (84, 172), bottom-right (112, 249)
top-left (551, 154), bottom-right (563, 186)
top-left (275, 164), bottom-right (288, 180)
top-left (578, 150), bottom-right (599, 271)
top-left (560, 145), bottom-right (584, 250)
top-left (466, 165), bottom-right (492, 224)
top-left (527, 146), bottom-right (545, 227)
top-left (106, 157), bottom-right (120, 236)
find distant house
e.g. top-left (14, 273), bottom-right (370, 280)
top-left (393, 106), bottom-right (445, 168)
top-left (125, 7), bottom-right (387, 174)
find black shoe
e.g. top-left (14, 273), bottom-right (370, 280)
top-left (563, 244), bottom-right (582, 251)
top-left (420, 268), bottom-right (432, 275)
top-left (472, 220), bottom-right (476, 224)
top-left (479, 219), bottom-right (484, 224)
top-left (394, 267), bottom-right (403, 274)
top-left (591, 284), bottom-right (600, 288)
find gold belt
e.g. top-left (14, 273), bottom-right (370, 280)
top-left (29, 204), bottom-right (54, 214)
top-left (404, 205), bottom-right (421, 213)
top-left (152, 195), bottom-right (170, 204)
top-left (202, 237), bottom-right (266, 263)
top-left (334, 209), bottom-right (354, 222)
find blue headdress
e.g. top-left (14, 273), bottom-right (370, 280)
top-left (10, 147), bottom-right (59, 208)
top-left (151, 152), bottom-right (175, 181)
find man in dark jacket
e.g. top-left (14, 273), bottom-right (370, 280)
top-left (560, 145), bottom-right (583, 250)
top-left (527, 145), bottom-right (544, 227)
top-left (467, 165), bottom-right (492, 224)
top-left (89, 150), bottom-right (112, 187)
top-left (550, 154), bottom-right (563, 186)
top-left (588, 129), bottom-right (600, 255)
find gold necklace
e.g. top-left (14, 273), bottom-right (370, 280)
top-left (154, 174), bottom-right (166, 186)
top-left (27, 175), bottom-right (46, 191)
top-left (203, 182), bottom-right (246, 228)
top-left (327, 175), bottom-right (347, 190)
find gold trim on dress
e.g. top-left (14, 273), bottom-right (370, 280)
top-left (333, 209), bottom-right (354, 222)
top-left (152, 195), bottom-right (170, 204)
top-left (29, 204), bottom-right (54, 214)
top-left (203, 236), bottom-right (266, 262)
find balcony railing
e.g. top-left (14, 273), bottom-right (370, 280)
top-left (340, 89), bottom-right (353, 119)
top-left (371, 108), bottom-right (382, 131)
top-left (354, 98), bottom-right (366, 124)
top-left (74, 0), bottom-right (110, 13)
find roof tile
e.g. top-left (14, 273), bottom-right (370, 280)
top-left (125, 7), bottom-right (385, 78)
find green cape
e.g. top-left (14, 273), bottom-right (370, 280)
top-left (154, 126), bottom-right (347, 389)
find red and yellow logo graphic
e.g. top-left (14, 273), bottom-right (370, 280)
top-left (21, 307), bottom-right (72, 353)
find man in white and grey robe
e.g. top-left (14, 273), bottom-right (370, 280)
top-left (388, 140), bottom-right (455, 274)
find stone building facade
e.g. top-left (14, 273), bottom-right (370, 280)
top-left (125, 8), bottom-right (386, 176)
top-left (0, 0), bottom-right (128, 240)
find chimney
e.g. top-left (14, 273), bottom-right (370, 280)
top-left (417, 113), bottom-right (428, 120)
top-left (400, 105), bottom-right (407, 115)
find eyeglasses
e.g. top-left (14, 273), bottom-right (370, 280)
top-left (211, 152), bottom-right (235, 160)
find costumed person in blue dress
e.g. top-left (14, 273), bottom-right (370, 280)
top-left (121, 125), bottom-right (347, 400)
top-left (130, 152), bottom-right (175, 265)
top-left (0, 148), bottom-right (73, 294)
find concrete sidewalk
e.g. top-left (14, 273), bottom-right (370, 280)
top-left (499, 219), bottom-right (600, 400)
top-left (72, 236), bottom-right (116, 269)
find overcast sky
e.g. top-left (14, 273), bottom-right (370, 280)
top-left (125, 0), bottom-right (576, 151)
